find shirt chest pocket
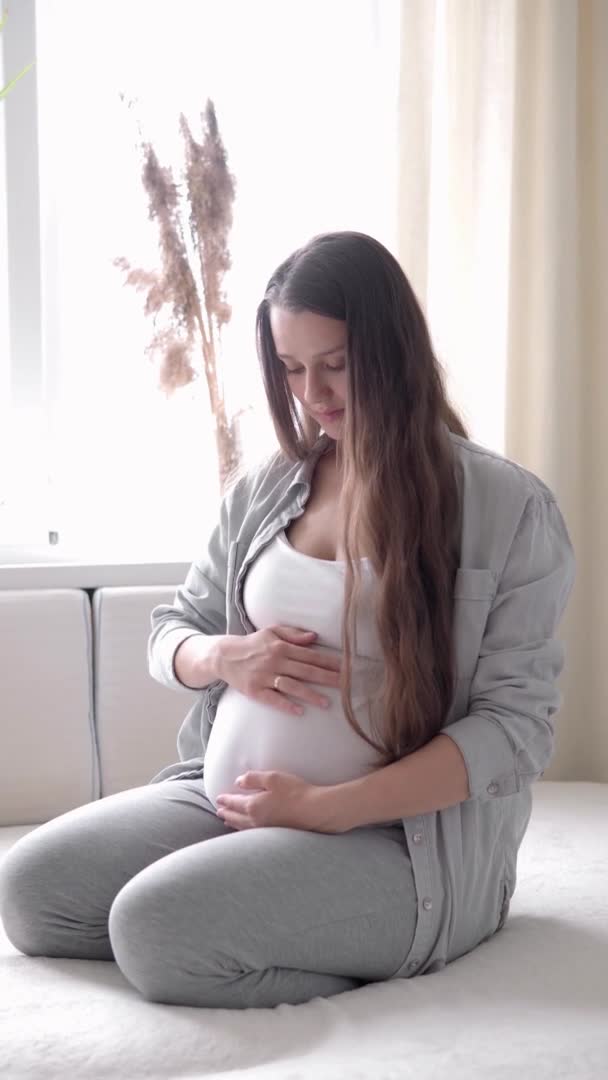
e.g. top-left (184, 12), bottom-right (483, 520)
top-left (452, 568), bottom-right (498, 679)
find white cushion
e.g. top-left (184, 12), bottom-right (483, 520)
top-left (0, 589), bottom-right (96, 824)
top-left (92, 586), bottom-right (194, 796)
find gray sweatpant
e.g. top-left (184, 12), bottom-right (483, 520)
top-left (0, 779), bottom-right (418, 1009)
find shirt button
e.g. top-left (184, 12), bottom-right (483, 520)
top-left (422, 897), bottom-right (433, 911)
top-left (487, 782), bottom-right (499, 795)
top-left (412, 832), bottom-right (423, 844)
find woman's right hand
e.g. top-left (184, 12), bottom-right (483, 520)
top-left (214, 625), bottom-right (342, 715)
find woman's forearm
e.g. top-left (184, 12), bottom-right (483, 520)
top-left (173, 633), bottom-right (226, 689)
top-left (325, 733), bottom-right (471, 831)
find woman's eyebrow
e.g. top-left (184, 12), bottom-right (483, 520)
top-left (277, 345), bottom-right (346, 360)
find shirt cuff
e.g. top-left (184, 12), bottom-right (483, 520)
top-left (150, 627), bottom-right (206, 692)
top-left (440, 712), bottom-right (522, 801)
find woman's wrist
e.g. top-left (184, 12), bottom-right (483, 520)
top-left (173, 633), bottom-right (228, 689)
top-left (212, 634), bottom-right (239, 685)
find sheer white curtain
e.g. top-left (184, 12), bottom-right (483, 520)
top-left (397, 0), bottom-right (515, 453)
top-left (396, 0), bottom-right (608, 781)
top-left (6, 0), bottom-right (399, 561)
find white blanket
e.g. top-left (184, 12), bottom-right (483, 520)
top-left (1, 781), bottom-right (607, 1080)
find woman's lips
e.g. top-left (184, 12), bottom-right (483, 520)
top-left (316, 409), bottom-right (344, 422)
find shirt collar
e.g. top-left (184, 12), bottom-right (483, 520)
top-left (289, 432), bottom-right (334, 494)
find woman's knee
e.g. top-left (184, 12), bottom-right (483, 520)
top-left (0, 832), bottom-right (56, 955)
top-left (0, 822), bottom-right (116, 960)
top-left (108, 866), bottom-right (213, 1004)
top-left (108, 871), bottom-right (169, 999)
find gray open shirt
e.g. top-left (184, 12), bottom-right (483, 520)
top-left (147, 429), bottom-right (576, 979)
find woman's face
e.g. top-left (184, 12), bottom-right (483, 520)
top-left (270, 307), bottom-right (347, 437)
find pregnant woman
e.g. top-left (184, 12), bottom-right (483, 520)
top-left (0, 231), bottom-right (575, 1009)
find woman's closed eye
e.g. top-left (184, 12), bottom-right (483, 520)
top-left (286, 363), bottom-right (345, 375)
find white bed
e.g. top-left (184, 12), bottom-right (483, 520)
top-left (2, 781), bottom-right (607, 1080)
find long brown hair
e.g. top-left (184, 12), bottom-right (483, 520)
top-left (255, 231), bottom-right (469, 765)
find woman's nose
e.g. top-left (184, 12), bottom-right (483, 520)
top-left (303, 370), bottom-right (327, 404)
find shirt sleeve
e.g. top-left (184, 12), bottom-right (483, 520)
top-left (147, 478), bottom-right (240, 692)
top-left (441, 493), bottom-right (576, 802)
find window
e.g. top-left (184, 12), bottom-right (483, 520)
top-left (0, 0), bottom-right (400, 563)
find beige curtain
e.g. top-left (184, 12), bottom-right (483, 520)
top-left (397, 0), bottom-right (607, 781)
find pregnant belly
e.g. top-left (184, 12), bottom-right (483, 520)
top-left (202, 683), bottom-right (385, 808)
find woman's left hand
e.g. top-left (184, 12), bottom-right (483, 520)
top-left (215, 770), bottom-right (345, 833)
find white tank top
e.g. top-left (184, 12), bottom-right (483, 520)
top-left (202, 528), bottom-right (388, 808)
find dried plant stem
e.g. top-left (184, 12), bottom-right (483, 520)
top-left (115, 97), bottom-right (242, 493)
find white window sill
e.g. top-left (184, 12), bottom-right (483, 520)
top-left (0, 551), bottom-right (191, 590)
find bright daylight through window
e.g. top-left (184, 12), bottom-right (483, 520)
top-left (0, 0), bottom-right (399, 564)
